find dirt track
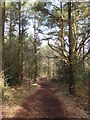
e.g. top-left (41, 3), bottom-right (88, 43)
top-left (13, 78), bottom-right (68, 118)
top-left (2, 78), bottom-right (89, 119)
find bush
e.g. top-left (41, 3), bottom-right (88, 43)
top-left (55, 60), bottom-right (89, 86)
top-left (4, 63), bottom-right (20, 86)
top-left (75, 64), bottom-right (89, 86)
top-left (55, 60), bottom-right (69, 84)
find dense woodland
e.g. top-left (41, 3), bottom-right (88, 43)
top-left (0, 1), bottom-right (90, 119)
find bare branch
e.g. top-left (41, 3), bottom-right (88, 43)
top-left (74, 48), bottom-right (90, 66)
top-left (76, 33), bottom-right (90, 53)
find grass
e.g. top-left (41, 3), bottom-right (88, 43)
top-left (2, 79), bottom-right (40, 118)
top-left (3, 79), bottom-right (38, 106)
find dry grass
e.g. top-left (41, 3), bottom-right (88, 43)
top-left (2, 79), bottom-right (38, 118)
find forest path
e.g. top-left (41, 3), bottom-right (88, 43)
top-left (14, 77), bottom-right (68, 118)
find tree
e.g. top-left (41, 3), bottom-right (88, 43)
top-left (2, 2), bottom-right (5, 76)
top-left (39, 45), bottom-right (56, 77)
top-left (2, 2), bottom-right (5, 45)
top-left (0, 2), bottom-right (2, 74)
top-left (3, 2), bottom-right (27, 85)
top-left (68, 2), bottom-right (75, 94)
top-left (33, 1), bottom-right (90, 94)
top-left (17, 2), bottom-right (23, 83)
top-left (33, 12), bottom-right (37, 82)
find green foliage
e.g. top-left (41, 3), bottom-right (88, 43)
top-left (3, 1), bottom-right (89, 90)
top-left (4, 66), bottom-right (20, 86)
top-left (3, 2), bottom-right (29, 86)
top-left (3, 37), bottom-right (20, 86)
top-left (38, 45), bottom-right (55, 77)
top-left (55, 60), bottom-right (69, 84)
top-left (75, 64), bottom-right (89, 86)
top-left (55, 60), bottom-right (89, 86)
top-left (23, 36), bottom-right (41, 80)
top-left (32, 2), bottom-right (47, 12)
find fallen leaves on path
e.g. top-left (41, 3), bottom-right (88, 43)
top-left (2, 78), bottom-right (89, 119)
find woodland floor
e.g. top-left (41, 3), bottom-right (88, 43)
top-left (2, 78), bottom-right (89, 119)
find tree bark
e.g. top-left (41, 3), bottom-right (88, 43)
top-left (47, 57), bottom-right (50, 78)
top-left (33, 12), bottom-right (37, 83)
top-left (9, 5), bottom-right (13, 58)
top-left (0, 2), bottom-right (2, 74)
top-left (2, 2), bottom-right (5, 71)
top-left (2, 2), bottom-right (5, 45)
top-left (0, 3), bottom-right (2, 119)
top-left (18, 2), bottom-right (23, 84)
top-left (73, 3), bottom-right (78, 54)
top-left (61, 2), bottom-right (65, 49)
top-left (68, 2), bottom-right (75, 94)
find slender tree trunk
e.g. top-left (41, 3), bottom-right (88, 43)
top-left (0, 2), bottom-right (2, 74)
top-left (83, 44), bottom-right (85, 67)
top-left (68, 2), bottom-right (75, 94)
top-left (0, 3), bottom-right (2, 119)
top-left (52, 60), bottom-right (55, 77)
top-left (9, 6), bottom-right (13, 58)
top-left (2, 2), bottom-right (5, 45)
top-left (21, 15), bottom-right (24, 81)
top-left (18, 2), bottom-right (23, 84)
top-left (82, 34), bottom-right (85, 68)
top-left (34, 12), bottom-right (37, 83)
top-left (73, 3), bottom-right (78, 54)
top-left (47, 57), bottom-right (50, 78)
top-left (82, 34), bottom-right (85, 81)
top-left (2, 2), bottom-right (5, 71)
top-left (61, 2), bottom-right (65, 48)
top-left (60, 2), bottom-right (67, 59)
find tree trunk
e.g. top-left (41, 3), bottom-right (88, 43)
top-left (9, 6), bottom-right (13, 59)
top-left (20, 3), bottom-right (23, 81)
top-left (61, 2), bottom-right (65, 48)
top-left (68, 2), bottom-right (75, 94)
top-left (18, 2), bottom-right (23, 84)
top-left (2, 2), bottom-right (5, 45)
top-left (73, 3), bottom-right (78, 54)
top-left (2, 2), bottom-right (5, 71)
top-left (33, 12), bottom-right (37, 83)
top-left (0, 2), bottom-right (2, 74)
top-left (0, 3), bottom-right (3, 118)
top-left (47, 57), bottom-right (50, 78)
top-left (60, 2), bottom-right (67, 59)
top-left (82, 34), bottom-right (85, 68)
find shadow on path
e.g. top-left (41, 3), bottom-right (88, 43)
top-left (14, 79), bottom-right (68, 118)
